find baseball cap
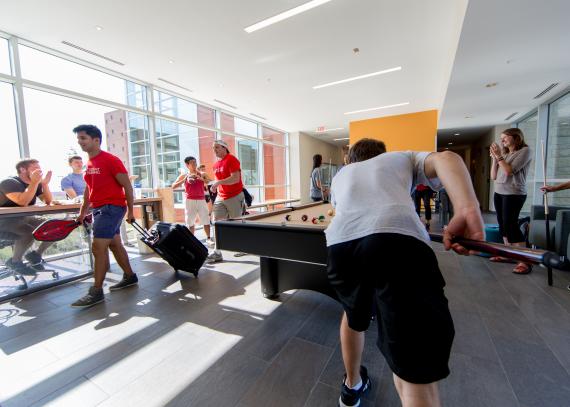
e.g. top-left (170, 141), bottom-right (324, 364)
top-left (213, 139), bottom-right (230, 150)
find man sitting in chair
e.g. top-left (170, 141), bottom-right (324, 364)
top-left (61, 155), bottom-right (86, 199)
top-left (0, 159), bottom-right (55, 275)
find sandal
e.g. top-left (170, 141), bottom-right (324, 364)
top-left (489, 256), bottom-right (514, 263)
top-left (512, 263), bottom-right (532, 275)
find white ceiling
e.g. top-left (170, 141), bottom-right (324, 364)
top-left (439, 0), bottom-right (570, 143)
top-left (0, 0), bottom-right (467, 145)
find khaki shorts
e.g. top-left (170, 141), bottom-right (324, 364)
top-left (212, 192), bottom-right (245, 221)
top-left (185, 198), bottom-right (210, 226)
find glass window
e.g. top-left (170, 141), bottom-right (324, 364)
top-left (234, 137), bottom-right (259, 185)
top-left (197, 129), bottom-right (217, 179)
top-left (262, 126), bottom-right (286, 145)
top-left (0, 38), bottom-right (10, 75)
top-left (516, 113), bottom-right (538, 212)
top-left (154, 90), bottom-right (197, 122)
top-left (154, 90), bottom-right (216, 128)
top-left (0, 82), bottom-right (20, 177)
top-left (263, 144), bottom-right (287, 200)
top-left (19, 45), bottom-right (146, 109)
top-left (155, 119), bottom-right (204, 189)
top-left (220, 134), bottom-right (259, 185)
top-left (24, 88), bottom-right (153, 193)
top-left (221, 112), bottom-right (258, 138)
top-left (546, 93), bottom-right (570, 206)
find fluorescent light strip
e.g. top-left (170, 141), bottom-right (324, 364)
top-left (61, 41), bottom-right (125, 66)
top-left (344, 102), bottom-right (409, 115)
top-left (245, 0), bottom-right (333, 33)
top-left (158, 78), bottom-right (192, 92)
top-left (250, 113), bottom-right (267, 121)
top-left (213, 99), bottom-right (237, 109)
top-left (313, 67), bottom-right (402, 89)
top-left (334, 137), bottom-right (350, 141)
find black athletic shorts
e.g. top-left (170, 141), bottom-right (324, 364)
top-left (327, 233), bottom-right (455, 384)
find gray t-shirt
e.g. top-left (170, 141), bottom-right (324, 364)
top-left (310, 167), bottom-right (323, 199)
top-left (325, 151), bottom-right (442, 246)
top-left (494, 146), bottom-right (532, 195)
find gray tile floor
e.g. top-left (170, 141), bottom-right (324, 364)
top-left (1, 235), bottom-right (570, 406)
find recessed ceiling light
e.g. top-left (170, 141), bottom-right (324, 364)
top-left (448, 142), bottom-right (453, 145)
top-left (454, 133), bottom-right (460, 136)
top-left (313, 66), bottom-right (402, 89)
top-left (168, 60), bottom-right (174, 64)
top-left (334, 138), bottom-right (350, 141)
top-left (344, 102), bottom-right (409, 115)
top-left (95, 26), bottom-right (103, 31)
top-left (464, 115), bottom-right (473, 119)
top-left (245, 0), bottom-right (334, 33)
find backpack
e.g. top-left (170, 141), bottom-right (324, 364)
top-left (243, 188), bottom-right (253, 207)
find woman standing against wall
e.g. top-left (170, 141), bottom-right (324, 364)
top-left (490, 128), bottom-right (533, 274)
top-left (310, 154), bottom-right (327, 202)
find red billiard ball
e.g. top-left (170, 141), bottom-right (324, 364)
top-left (312, 217), bottom-right (319, 224)
top-left (301, 214), bottom-right (308, 221)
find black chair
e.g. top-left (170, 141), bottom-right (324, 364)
top-left (0, 231), bottom-right (29, 289)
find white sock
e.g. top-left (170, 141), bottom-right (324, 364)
top-left (345, 378), bottom-right (362, 391)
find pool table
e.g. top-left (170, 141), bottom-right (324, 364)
top-left (214, 201), bottom-right (336, 299)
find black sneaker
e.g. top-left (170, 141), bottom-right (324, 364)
top-left (5, 259), bottom-right (38, 276)
top-left (24, 251), bottom-right (46, 270)
top-left (71, 287), bottom-right (104, 308)
top-left (339, 366), bottom-right (371, 407)
top-left (109, 273), bottom-right (138, 291)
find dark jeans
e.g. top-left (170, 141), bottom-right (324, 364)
top-left (494, 193), bottom-right (526, 243)
top-left (414, 190), bottom-right (432, 221)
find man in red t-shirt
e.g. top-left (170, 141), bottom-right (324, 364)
top-left (71, 125), bottom-right (138, 308)
top-left (207, 139), bottom-right (244, 263)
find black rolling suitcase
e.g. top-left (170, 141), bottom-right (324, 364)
top-left (132, 221), bottom-right (207, 276)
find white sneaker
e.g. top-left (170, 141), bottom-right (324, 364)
top-left (206, 238), bottom-right (215, 248)
top-left (206, 251), bottom-right (223, 264)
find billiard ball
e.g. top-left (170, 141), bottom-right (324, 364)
top-left (285, 214), bottom-right (292, 221)
top-left (318, 215), bottom-right (326, 221)
top-left (301, 214), bottom-right (308, 221)
top-left (327, 209), bottom-right (334, 216)
top-left (312, 217), bottom-right (319, 224)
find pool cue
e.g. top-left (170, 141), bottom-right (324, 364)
top-left (429, 233), bottom-right (570, 271)
top-left (328, 157), bottom-right (332, 201)
top-left (541, 139), bottom-right (553, 286)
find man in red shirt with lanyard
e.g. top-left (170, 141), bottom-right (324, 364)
top-left (71, 125), bottom-right (138, 308)
top-left (207, 139), bottom-right (244, 263)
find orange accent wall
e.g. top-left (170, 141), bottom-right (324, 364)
top-left (349, 110), bottom-right (438, 152)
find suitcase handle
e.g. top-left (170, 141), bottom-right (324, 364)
top-left (130, 220), bottom-right (151, 239)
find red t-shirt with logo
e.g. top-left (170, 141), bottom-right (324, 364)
top-left (84, 150), bottom-right (128, 208)
top-left (213, 153), bottom-right (243, 200)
